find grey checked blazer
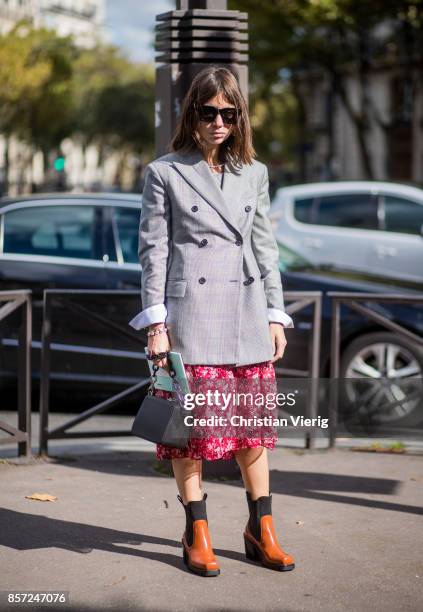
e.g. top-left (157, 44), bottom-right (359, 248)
top-left (128, 146), bottom-right (294, 366)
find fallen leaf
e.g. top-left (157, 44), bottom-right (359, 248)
top-left (25, 493), bottom-right (57, 502)
top-left (104, 576), bottom-right (126, 587)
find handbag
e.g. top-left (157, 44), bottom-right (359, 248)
top-left (131, 358), bottom-right (190, 449)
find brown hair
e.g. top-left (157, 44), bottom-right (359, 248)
top-left (167, 65), bottom-right (256, 167)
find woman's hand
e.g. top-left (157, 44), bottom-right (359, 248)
top-left (147, 323), bottom-right (171, 370)
top-left (269, 323), bottom-right (287, 363)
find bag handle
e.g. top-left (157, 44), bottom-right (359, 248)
top-left (147, 356), bottom-right (185, 407)
top-left (169, 369), bottom-right (185, 407)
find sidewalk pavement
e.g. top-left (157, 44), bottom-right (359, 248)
top-left (1, 419), bottom-right (422, 612)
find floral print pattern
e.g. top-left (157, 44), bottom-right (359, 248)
top-left (155, 360), bottom-right (278, 461)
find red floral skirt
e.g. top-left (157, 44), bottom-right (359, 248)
top-left (155, 360), bottom-right (278, 461)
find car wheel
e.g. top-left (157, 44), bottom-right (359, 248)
top-left (339, 332), bottom-right (423, 431)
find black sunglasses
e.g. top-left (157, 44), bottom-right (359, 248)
top-left (196, 104), bottom-right (240, 125)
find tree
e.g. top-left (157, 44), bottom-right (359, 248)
top-left (0, 20), bottom-right (75, 190)
top-left (72, 47), bottom-right (155, 149)
top-left (231, 0), bottom-right (423, 180)
top-left (71, 44), bottom-right (155, 188)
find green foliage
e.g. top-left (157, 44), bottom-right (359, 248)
top-left (229, 0), bottom-right (423, 173)
top-left (0, 19), bottom-right (75, 149)
top-left (0, 20), bottom-right (156, 167)
top-left (72, 45), bottom-right (155, 155)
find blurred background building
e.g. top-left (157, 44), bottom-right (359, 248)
top-left (301, 68), bottom-right (423, 184)
top-left (0, 0), bottom-right (105, 47)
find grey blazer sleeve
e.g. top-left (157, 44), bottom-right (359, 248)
top-left (251, 165), bottom-right (288, 315)
top-left (138, 162), bottom-right (171, 310)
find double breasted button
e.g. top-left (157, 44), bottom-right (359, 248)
top-left (245, 205), bottom-right (252, 212)
top-left (235, 239), bottom-right (243, 246)
top-left (198, 277), bottom-right (206, 284)
top-left (199, 239), bottom-right (208, 247)
top-left (191, 205), bottom-right (199, 212)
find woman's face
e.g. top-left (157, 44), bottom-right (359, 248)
top-left (195, 92), bottom-right (236, 149)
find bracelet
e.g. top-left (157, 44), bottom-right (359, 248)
top-left (149, 351), bottom-right (169, 360)
top-left (147, 326), bottom-right (168, 336)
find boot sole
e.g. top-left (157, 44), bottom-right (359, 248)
top-left (182, 545), bottom-right (220, 577)
top-left (244, 534), bottom-right (295, 572)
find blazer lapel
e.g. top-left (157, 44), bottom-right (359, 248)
top-left (171, 148), bottom-right (245, 237)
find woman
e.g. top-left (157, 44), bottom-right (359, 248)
top-left (129, 66), bottom-right (295, 577)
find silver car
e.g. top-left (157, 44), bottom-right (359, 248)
top-left (270, 181), bottom-right (423, 283)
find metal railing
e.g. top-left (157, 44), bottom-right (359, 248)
top-left (37, 290), bottom-right (322, 455)
top-left (0, 290), bottom-right (32, 457)
top-left (38, 290), bottom-right (150, 456)
top-left (5, 287), bottom-right (421, 456)
top-left (328, 292), bottom-right (423, 448)
top-left (274, 292), bottom-right (322, 449)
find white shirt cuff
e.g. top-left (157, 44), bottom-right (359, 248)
top-left (128, 303), bottom-right (167, 330)
top-left (267, 308), bottom-right (294, 328)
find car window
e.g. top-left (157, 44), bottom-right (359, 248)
top-left (383, 195), bottom-right (423, 235)
top-left (315, 194), bottom-right (378, 229)
top-left (113, 206), bottom-right (140, 264)
top-left (3, 205), bottom-right (98, 259)
top-left (293, 197), bottom-right (315, 223)
top-left (293, 193), bottom-right (378, 229)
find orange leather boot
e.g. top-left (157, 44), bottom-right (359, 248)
top-left (244, 491), bottom-right (295, 571)
top-left (178, 493), bottom-right (220, 577)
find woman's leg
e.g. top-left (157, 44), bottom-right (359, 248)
top-left (234, 446), bottom-right (269, 499)
top-left (171, 457), bottom-right (203, 503)
top-left (173, 457), bottom-right (220, 576)
top-left (235, 446), bottom-right (295, 570)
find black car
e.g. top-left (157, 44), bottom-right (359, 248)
top-left (0, 194), bottom-right (422, 428)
